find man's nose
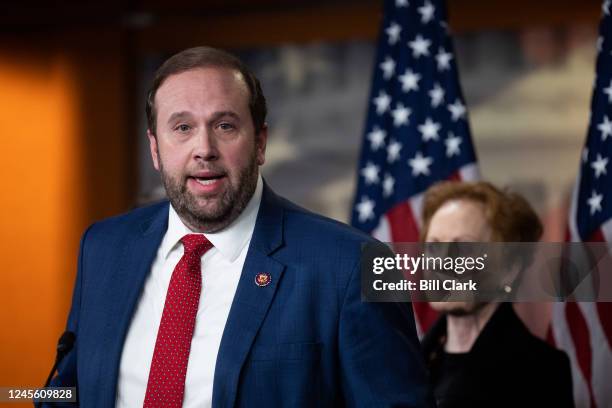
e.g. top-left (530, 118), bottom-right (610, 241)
top-left (193, 128), bottom-right (219, 161)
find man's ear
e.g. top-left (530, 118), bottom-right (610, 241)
top-left (256, 124), bottom-right (268, 166)
top-left (147, 129), bottom-right (160, 171)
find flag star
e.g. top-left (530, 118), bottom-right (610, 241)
top-left (435, 48), bottom-right (453, 71)
top-left (373, 91), bottom-right (391, 115)
top-left (367, 126), bottom-right (387, 151)
top-left (603, 80), bottom-right (612, 104)
top-left (383, 174), bottom-right (395, 197)
top-left (445, 133), bottom-right (462, 157)
top-left (583, 148), bottom-right (589, 163)
top-left (398, 69), bottom-right (421, 92)
top-left (395, 0), bottom-right (409, 7)
top-left (603, 0), bottom-right (610, 15)
top-left (356, 196), bottom-right (375, 223)
top-left (379, 56), bottom-right (396, 80)
top-left (418, 117), bottom-right (441, 141)
top-left (386, 22), bottom-right (402, 45)
top-left (448, 99), bottom-right (467, 121)
top-left (361, 162), bottom-right (380, 185)
top-left (587, 190), bottom-right (603, 215)
top-left (408, 151), bottom-right (433, 176)
top-left (598, 115), bottom-right (612, 141)
top-left (408, 34), bottom-right (431, 58)
top-left (591, 154), bottom-right (609, 178)
top-left (387, 139), bottom-right (403, 163)
top-left (391, 103), bottom-right (411, 127)
top-left (429, 83), bottom-right (445, 107)
top-left (418, 0), bottom-right (435, 24)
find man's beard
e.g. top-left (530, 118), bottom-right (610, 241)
top-left (159, 154), bottom-right (259, 233)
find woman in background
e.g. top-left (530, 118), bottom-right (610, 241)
top-left (420, 181), bottom-right (574, 408)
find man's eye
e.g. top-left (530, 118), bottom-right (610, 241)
top-left (218, 123), bottom-right (235, 131)
top-left (175, 124), bottom-right (191, 132)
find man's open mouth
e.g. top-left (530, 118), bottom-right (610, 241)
top-left (189, 173), bottom-right (225, 186)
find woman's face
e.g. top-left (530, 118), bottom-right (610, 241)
top-left (425, 199), bottom-right (492, 315)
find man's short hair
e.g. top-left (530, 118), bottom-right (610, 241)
top-left (145, 46), bottom-right (267, 135)
top-left (421, 181), bottom-right (543, 242)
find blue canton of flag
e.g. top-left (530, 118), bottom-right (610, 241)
top-left (572, 0), bottom-right (612, 242)
top-left (350, 0), bottom-right (478, 240)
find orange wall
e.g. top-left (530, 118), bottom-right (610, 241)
top-left (0, 53), bottom-right (86, 389)
top-left (0, 32), bottom-right (133, 402)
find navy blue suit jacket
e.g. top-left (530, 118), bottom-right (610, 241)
top-left (49, 186), bottom-right (432, 407)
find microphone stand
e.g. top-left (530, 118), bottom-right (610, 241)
top-left (35, 331), bottom-right (75, 408)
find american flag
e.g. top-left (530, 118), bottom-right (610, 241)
top-left (350, 0), bottom-right (478, 334)
top-left (550, 1), bottom-right (612, 407)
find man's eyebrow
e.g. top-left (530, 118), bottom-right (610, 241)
top-left (167, 111), bottom-right (193, 124)
top-left (166, 111), bottom-right (241, 124)
top-left (209, 111), bottom-right (241, 122)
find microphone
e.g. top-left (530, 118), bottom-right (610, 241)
top-left (54, 331), bottom-right (76, 363)
top-left (36, 331), bottom-right (76, 407)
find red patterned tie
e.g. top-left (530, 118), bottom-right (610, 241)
top-left (143, 234), bottom-right (213, 408)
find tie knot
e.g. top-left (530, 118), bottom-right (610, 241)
top-left (181, 234), bottom-right (213, 257)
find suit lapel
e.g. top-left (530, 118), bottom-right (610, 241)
top-left (97, 203), bottom-right (169, 405)
top-left (212, 186), bottom-right (286, 408)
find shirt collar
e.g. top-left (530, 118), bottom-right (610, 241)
top-left (160, 174), bottom-right (263, 262)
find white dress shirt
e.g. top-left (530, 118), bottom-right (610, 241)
top-left (116, 175), bottom-right (263, 408)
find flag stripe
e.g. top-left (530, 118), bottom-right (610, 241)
top-left (387, 202), bottom-right (420, 242)
top-left (409, 194), bottom-right (425, 230)
top-left (553, 303), bottom-right (592, 407)
top-left (596, 303), bottom-right (612, 352)
top-left (568, 168), bottom-right (582, 242)
top-left (458, 162), bottom-right (480, 181)
top-left (580, 302), bottom-right (612, 407)
top-left (602, 218), bottom-right (612, 242)
top-left (447, 170), bottom-right (461, 181)
top-left (589, 229), bottom-right (605, 242)
top-left (566, 303), bottom-right (597, 408)
top-left (372, 214), bottom-right (393, 242)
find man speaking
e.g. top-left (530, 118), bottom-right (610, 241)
top-left (47, 47), bottom-right (431, 407)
